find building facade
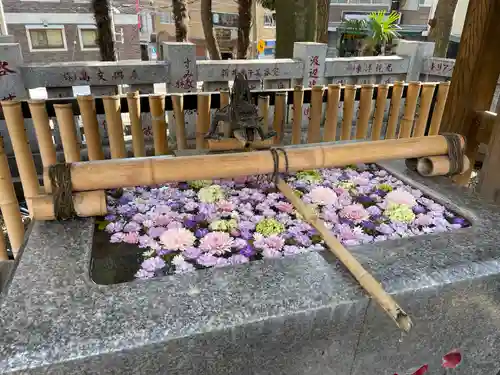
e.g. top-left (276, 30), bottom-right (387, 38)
top-left (3, 0), bottom-right (141, 64)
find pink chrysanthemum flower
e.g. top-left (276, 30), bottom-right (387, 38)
top-left (199, 231), bottom-right (234, 255)
top-left (385, 189), bottom-right (417, 207)
top-left (159, 228), bottom-right (195, 251)
top-left (308, 187), bottom-right (338, 206)
top-left (339, 204), bottom-right (370, 223)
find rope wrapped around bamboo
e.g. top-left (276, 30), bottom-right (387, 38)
top-left (43, 135), bottom-right (464, 195)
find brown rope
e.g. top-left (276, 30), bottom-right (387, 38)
top-left (442, 133), bottom-right (465, 176)
top-left (269, 147), bottom-right (289, 185)
top-left (48, 163), bottom-right (76, 221)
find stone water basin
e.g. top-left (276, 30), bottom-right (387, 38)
top-left (2, 160), bottom-right (500, 375)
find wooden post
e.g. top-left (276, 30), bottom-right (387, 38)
top-left (413, 83), bottom-right (436, 138)
top-left (258, 95), bottom-right (270, 134)
top-left (148, 94), bottom-right (168, 156)
top-left (0, 101), bottom-right (40, 207)
top-left (398, 81), bottom-right (421, 139)
top-left (273, 92), bottom-right (286, 144)
top-left (356, 84), bottom-right (374, 139)
top-left (220, 90), bottom-right (231, 137)
top-left (342, 85), bottom-right (356, 141)
top-left (28, 100), bottom-right (57, 191)
top-left (0, 137), bottom-right (24, 257)
top-left (171, 94), bottom-right (187, 150)
top-left (478, 111), bottom-right (500, 201)
top-left (77, 95), bottom-right (104, 161)
top-left (292, 85), bottom-right (304, 144)
top-left (440, 0), bottom-right (500, 139)
top-left (126, 92), bottom-right (146, 157)
top-left (371, 84), bottom-right (389, 141)
top-left (54, 104), bottom-right (81, 162)
top-left (102, 96), bottom-right (127, 159)
top-left (386, 81), bottom-right (404, 139)
top-left (307, 86), bottom-right (324, 143)
top-left (196, 94), bottom-right (211, 150)
top-left (428, 81), bottom-right (450, 136)
top-left (324, 84), bottom-right (340, 142)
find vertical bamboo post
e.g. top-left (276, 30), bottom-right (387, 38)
top-left (77, 95), bottom-right (104, 161)
top-left (307, 85), bottom-right (324, 144)
top-left (148, 94), bottom-right (168, 156)
top-left (0, 137), bottom-right (25, 257)
top-left (413, 83), bottom-right (436, 138)
top-left (172, 94), bottom-right (187, 150)
top-left (341, 85), bottom-right (356, 141)
top-left (371, 84), bottom-right (389, 141)
top-left (386, 81), bottom-right (404, 139)
top-left (125, 91), bottom-right (145, 157)
top-left (273, 92), bottom-right (286, 144)
top-left (28, 100), bottom-right (57, 191)
top-left (428, 81), bottom-right (450, 136)
top-left (196, 93), bottom-right (211, 150)
top-left (220, 90), bottom-right (231, 137)
top-left (53, 104), bottom-right (81, 162)
top-left (258, 95), bottom-right (270, 134)
top-left (0, 230), bottom-right (7, 261)
top-left (102, 96), bottom-right (127, 159)
top-left (324, 84), bottom-right (340, 142)
top-left (0, 101), bottom-right (40, 208)
top-left (292, 85), bottom-right (304, 144)
top-left (398, 81), bottom-right (421, 139)
top-left (356, 84), bottom-right (374, 139)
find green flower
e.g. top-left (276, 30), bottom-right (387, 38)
top-left (293, 189), bottom-right (304, 198)
top-left (377, 183), bottom-right (393, 192)
top-left (337, 181), bottom-right (355, 191)
top-left (209, 219), bottom-right (238, 232)
top-left (188, 180), bottom-right (212, 190)
top-left (296, 170), bottom-right (323, 184)
top-left (198, 185), bottom-right (225, 203)
top-left (385, 203), bottom-right (415, 223)
top-left (256, 218), bottom-right (285, 237)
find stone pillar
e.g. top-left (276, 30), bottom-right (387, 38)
top-left (395, 40), bottom-right (435, 82)
top-left (163, 42), bottom-right (197, 140)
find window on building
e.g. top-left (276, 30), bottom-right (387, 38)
top-left (264, 13), bottom-right (276, 27)
top-left (212, 13), bottom-right (239, 28)
top-left (159, 12), bottom-right (174, 24)
top-left (79, 27), bottom-right (98, 50)
top-left (27, 27), bottom-right (66, 51)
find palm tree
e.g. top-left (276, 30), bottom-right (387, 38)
top-left (200, 0), bottom-right (222, 59)
top-left (92, 0), bottom-right (116, 61)
top-left (237, 0), bottom-right (252, 58)
top-left (172, 0), bottom-right (189, 42)
top-left (428, 0), bottom-right (459, 57)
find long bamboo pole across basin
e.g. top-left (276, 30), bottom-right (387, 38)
top-left (44, 135), bottom-right (462, 193)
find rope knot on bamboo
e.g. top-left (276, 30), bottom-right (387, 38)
top-left (48, 163), bottom-right (76, 221)
top-left (442, 133), bottom-right (465, 176)
top-left (269, 147), bottom-right (289, 186)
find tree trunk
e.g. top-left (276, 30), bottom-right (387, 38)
top-left (316, 0), bottom-right (329, 44)
top-left (237, 0), bottom-right (252, 58)
top-left (172, 0), bottom-right (189, 42)
top-left (428, 0), bottom-right (459, 57)
top-left (201, 0), bottom-right (222, 59)
top-left (92, 0), bottom-right (116, 61)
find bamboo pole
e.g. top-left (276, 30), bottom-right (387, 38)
top-left (1, 100), bottom-right (40, 206)
top-left (356, 84), bottom-right (374, 139)
top-left (148, 94), bottom-right (168, 156)
top-left (416, 155), bottom-right (470, 177)
top-left (44, 135), bottom-right (462, 193)
top-left (171, 94), bottom-right (187, 150)
top-left (428, 81), bottom-right (450, 136)
top-left (207, 138), bottom-right (273, 151)
top-left (220, 90), bottom-right (231, 138)
top-left (0, 137), bottom-right (24, 257)
top-left (413, 83), bottom-right (436, 138)
top-left (77, 95), bottom-right (104, 160)
top-left (307, 85), bottom-right (324, 144)
top-left (292, 85), bottom-right (304, 144)
top-left (398, 81), bottom-right (421, 139)
top-left (196, 93), bottom-right (211, 150)
top-left (28, 190), bottom-right (107, 220)
top-left (126, 91), bottom-right (145, 157)
top-left (324, 84), bottom-right (340, 142)
top-left (28, 100), bottom-right (57, 191)
top-left (102, 96), bottom-right (126, 159)
top-left (0, 230), bottom-right (7, 261)
top-left (258, 95), bottom-right (270, 134)
top-left (275, 177), bottom-right (412, 332)
top-left (273, 92), bottom-right (286, 144)
top-left (341, 85), bottom-right (356, 140)
top-left (54, 104), bottom-right (81, 162)
top-left (386, 81), bottom-right (404, 139)
top-left (371, 84), bottom-right (389, 141)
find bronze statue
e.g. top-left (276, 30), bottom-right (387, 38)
top-left (205, 72), bottom-right (276, 143)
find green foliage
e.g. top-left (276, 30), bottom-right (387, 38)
top-left (257, 0), bottom-right (275, 10)
top-left (96, 220), bottom-right (109, 231)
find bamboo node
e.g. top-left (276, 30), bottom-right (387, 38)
top-left (48, 163), bottom-right (76, 220)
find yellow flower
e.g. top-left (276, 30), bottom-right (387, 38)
top-left (198, 185), bottom-right (225, 203)
top-left (256, 218), bottom-right (285, 237)
top-left (385, 203), bottom-right (415, 223)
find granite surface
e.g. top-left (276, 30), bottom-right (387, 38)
top-left (2, 160), bottom-right (500, 374)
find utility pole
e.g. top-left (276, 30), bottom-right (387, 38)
top-left (0, 0), bottom-right (8, 36)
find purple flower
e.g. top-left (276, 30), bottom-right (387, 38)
top-left (283, 245), bottom-right (305, 256)
top-left (229, 254), bottom-right (249, 265)
top-left (183, 219), bottom-right (197, 229)
top-left (135, 269), bottom-right (155, 279)
top-left (110, 232), bottom-right (125, 243)
top-left (138, 234), bottom-right (152, 248)
top-left (450, 217), bottom-right (467, 227)
top-left (233, 238), bottom-right (248, 250)
top-left (262, 248), bottom-right (282, 258)
top-left (197, 254), bottom-right (219, 267)
top-left (123, 221), bottom-right (141, 233)
top-left (104, 214), bottom-right (117, 221)
top-left (183, 247), bottom-right (202, 259)
top-left (214, 257), bottom-right (231, 268)
top-left (141, 256), bottom-right (166, 273)
top-left (240, 244), bottom-right (256, 257)
top-left (157, 249), bottom-right (174, 256)
top-left (148, 226), bottom-right (167, 238)
top-left (294, 233), bottom-right (312, 247)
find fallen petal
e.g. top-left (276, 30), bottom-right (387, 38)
top-left (442, 350), bottom-right (462, 368)
top-left (412, 364), bottom-right (429, 375)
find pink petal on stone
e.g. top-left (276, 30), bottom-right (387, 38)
top-left (442, 350), bottom-right (462, 368)
top-left (412, 364), bottom-right (428, 375)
